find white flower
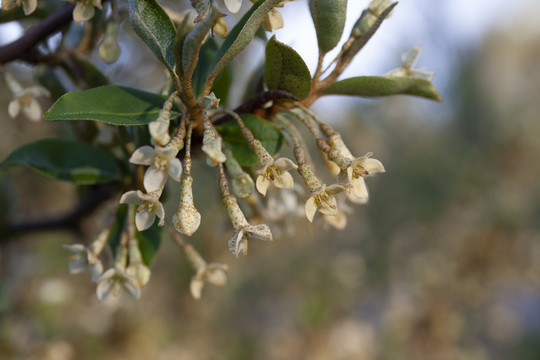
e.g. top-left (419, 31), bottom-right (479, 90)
top-left (63, 244), bottom-right (103, 281)
top-left (304, 184), bottom-right (344, 223)
top-left (228, 223), bottom-right (273, 258)
top-left (73, 0), bottom-right (102, 23)
top-left (256, 157), bottom-right (297, 196)
top-left (190, 263), bottom-right (228, 300)
top-left (339, 153), bottom-right (385, 204)
top-left (125, 262), bottom-right (151, 287)
top-left (223, 195), bottom-right (273, 257)
top-left (386, 46), bottom-right (434, 81)
top-left (129, 146), bottom-right (182, 193)
top-left (95, 267), bottom-right (141, 301)
top-left (5, 72), bottom-right (49, 122)
top-left (120, 190), bottom-right (165, 231)
top-left (202, 130), bottom-right (226, 167)
top-left (2, 0), bottom-right (37, 15)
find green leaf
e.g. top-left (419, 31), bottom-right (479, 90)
top-left (43, 85), bottom-right (181, 126)
top-left (136, 221), bottom-right (162, 266)
top-left (323, 76), bottom-right (443, 102)
top-left (309, 0), bottom-right (348, 54)
top-left (207, 0), bottom-right (283, 87)
top-left (0, 139), bottom-right (122, 184)
top-left (192, 38), bottom-right (232, 101)
top-left (216, 114), bottom-right (284, 166)
top-left (264, 36), bottom-right (312, 100)
top-left (173, 15), bottom-right (193, 80)
top-left (128, 0), bottom-right (176, 71)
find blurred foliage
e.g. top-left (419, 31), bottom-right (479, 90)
top-left (2, 11), bottom-right (540, 360)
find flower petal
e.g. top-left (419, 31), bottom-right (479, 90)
top-left (22, 0), bottom-right (37, 16)
top-left (273, 171), bottom-right (294, 190)
top-left (326, 184), bottom-right (345, 195)
top-left (206, 264), bottom-right (228, 286)
top-left (122, 277), bottom-right (142, 299)
top-left (167, 158), bottom-right (183, 182)
top-left (350, 176), bottom-right (368, 203)
top-left (256, 175), bottom-right (270, 196)
top-left (73, 2), bottom-right (95, 23)
top-left (144, 167), bottom-right (167, 193)
top-left (190, 277), bottom-right (204, 300)
top-left (8, 99), bottom-right (20, 118)
top-left (120, 191), bottom-right (144, 205)
top-left (129, 146), bottom-right (155, 165)
top-left (362, 158), bottom-right (385, 174)
top-left (224, 0), bottom-right (242, 14)
top-left (246, 224), bottom-right (273, 242)
top-left (274, 157), bottom-right (297, 171)
top-left (305, 196), bottom-right (317, 223)
top-left (135, 208), bottom-right (156, 231)
top-left (89, 261), bottom-right (104, 282)
top-left (22, 98), bottom-right (42, 122)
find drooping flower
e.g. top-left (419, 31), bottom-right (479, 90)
top-left (120, 190), bottom-right (165, 231)
top-left (63, 244), bottom-right (104, 281)
top-left (5, 72), bottom-right (50, 122)
top-left (224, 147), bottom-right (254, 198)
top-left (256, 157), bottom-right (297, 196)
top-left (126, 236), bottom-right (151, 287)
top-left (305, 184), bottom-right (345, 223)
top-left (223, 195), bottom-right (272, 257)
top-left (386, 46), bottom-right (434, 81)
top-left (72, 0), bottom-right (102, 23)
top-left (129, 146), bottom-right (182, 193)
top-left (190, 262), bottom-right (228, 299)
top-left (202, 128), bottom-right (226, 167)
top-left (338, 153), bottom-right (385, 204)
top-left (63, 227), bottom-right (109, 281)
top-left (95, 267), bottom-right (141, 301)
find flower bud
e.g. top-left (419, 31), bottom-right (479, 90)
top-left (173, 174), bottom-right (201, 236)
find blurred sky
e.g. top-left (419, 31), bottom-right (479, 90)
top-left (1, 0), bottom-right (537, 118)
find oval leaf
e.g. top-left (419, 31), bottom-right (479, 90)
top-left (128, 0), bottom-right (176, 71)
top-left (265, 36), bottom-right (312, 100)
top-left (207, 0), bottom-right (283, 88)
top-left (43, 85), bottom-right (181, 125)
top-left (216, 114), bottom-right (284, 166)
top-left (323, 76), bottom-right (442, 102)
top-left (309, 0), bottom-right (348, 54)
top-left (0, 139), bottom-right (122, 184)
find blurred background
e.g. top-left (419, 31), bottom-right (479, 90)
top-left (2, 0), bottom-right (540, 359)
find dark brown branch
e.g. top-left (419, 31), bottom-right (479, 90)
top-left (213, 90), bottom-right (299, 125)
top-left (0, 3), bottom-right (75, 64)
top-left (1, 186), bottom-right (116, 240)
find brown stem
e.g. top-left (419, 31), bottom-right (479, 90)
top-left (0, 3), bottom-right (75, 64)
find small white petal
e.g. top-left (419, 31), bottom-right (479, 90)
top-left (326, 184), bottom-right (345, 195)
top-left (167, 158), bottom-right (182, 182)
top-left (120, 191), bottom-right (144, 205)
top-left (73, 2), bottom-right (94, 23)
top-left (135, 209), bottom-right (156, 231)
top-left (129, 146), bottom-right (155, 165)
top-left (274, 157), bottom-right (297, 171)
top-left (8, 100), bottom-right (20, 118)
top-left (263, 8), bottom-right (284, 32)
top-left (22, 0), bottom-right (37, 15)
top-left (305, 196), bottom-right (317, 223)
top-left (362, 158), bottom-right (385, 174)
top-left (273, 171), bottom-right (294, 189)
top-left (256, 175), bottom-right (270, 196)
top-left (350, 176), bottom-right (369, 202)
top-left (122, 278), bottom-right (142, 299)
top-left (246, 224), bottom-right (273, 242)
top-left (190, 278), bottom-right (204, 299)
top-left (206, 265), bottom-right (228, 286)
top-left (2, 0), bottom-right (19, 11)
top-left (154, 201), bottom-right (165, 222)
top-left (22, 98), bottom-right (42, 122)
top-left (89, 261), bottom-right (104, 282)
top-left (224, 0), bottom-right (242, 14)
top-left (144, 167), bottom-right (167, 193)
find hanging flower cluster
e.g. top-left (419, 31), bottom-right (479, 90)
top-left (0, 0), bottom-right (440, 301)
